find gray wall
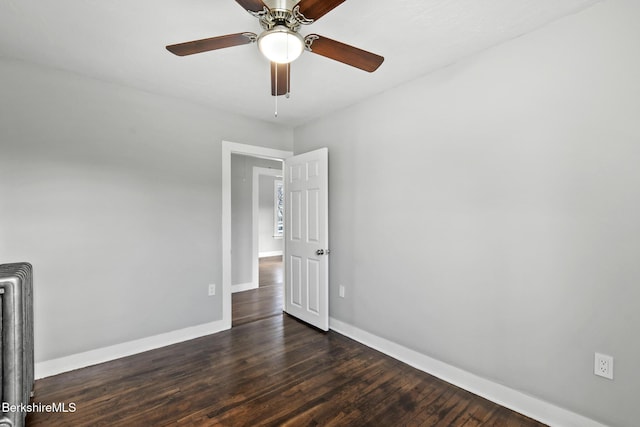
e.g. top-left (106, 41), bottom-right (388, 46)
top-left (231, 155), bottom-right (282, 285)
top-left (293, 1), bottom-right (639, 426)
top-left (259, 174), bottom-right (283, 255)
top-left (0, 59), bottom-right (293, 362)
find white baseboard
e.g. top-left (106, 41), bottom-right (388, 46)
top-left (329, 318), bottom-right (606, 427)
top-left (259, 250), bottom-right (283, 258)
top-left (35, 319), bottom-right (229, 379)
top-left (232, 281), bottom-right (258, 293)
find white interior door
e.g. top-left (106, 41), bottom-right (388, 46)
top-left (284, 148), bottom-right (329, 331)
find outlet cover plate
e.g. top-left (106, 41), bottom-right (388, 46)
top-left (594, 353), bottom-right (614, 380)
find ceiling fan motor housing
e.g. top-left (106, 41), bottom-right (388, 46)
top-left (262, 0), bottom-right (301, 13)
top-left (259, 9), bottom-right (300, 32)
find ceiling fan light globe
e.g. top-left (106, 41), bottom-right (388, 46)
top-left (258, 26), bottom-right (304, 64)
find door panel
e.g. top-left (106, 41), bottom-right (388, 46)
top-left (284, 148), bottom-right (329, 331)
top-left (290, 190), bottom-right (303, 241)
top-left (307, 259), bottom-right (320, 314)
top-left (290, 256), bottom-right (302, 307)
top-left (308, 189), bottom-right (320, 242)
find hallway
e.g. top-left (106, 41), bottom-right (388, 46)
top-left (232, 256), bottom-right (283, 326)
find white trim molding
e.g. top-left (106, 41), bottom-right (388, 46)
top-left (329, 318), bottom-right (607, 427)
top-left (259, 250), bottom-right (283, 258)
top-left (232, 282), bottom-right (258, 293)
top-left (35, 319), bottom-right (228, 379)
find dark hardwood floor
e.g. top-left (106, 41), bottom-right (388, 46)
top-left (232, 255), bottom-right (284, 326)
top-left (27, 257), bottom-right (546, 426)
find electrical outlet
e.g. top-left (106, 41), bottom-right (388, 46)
top-left (339, 285), bottom-right (345, 298)
top-left (594, 353), bottom-right (614, 380)
top-left (208, 284), bottom-right (216, 296)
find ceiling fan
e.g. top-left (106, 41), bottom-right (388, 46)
top-left (166, 0), bottom-right (384, 98)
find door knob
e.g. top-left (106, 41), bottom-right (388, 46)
top-left (316, 249), bottom-right (325, 256)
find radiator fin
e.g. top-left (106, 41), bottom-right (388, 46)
top-left (0, 263), bottom-right (35, 427)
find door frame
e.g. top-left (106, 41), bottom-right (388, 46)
top-left (222, 141), bottom-right (292, 329)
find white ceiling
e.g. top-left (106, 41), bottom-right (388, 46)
top-left (0, 0), bottom-right (600, 127)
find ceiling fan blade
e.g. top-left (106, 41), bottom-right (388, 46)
top-left (296, 0), bottom-right (346, 21)
top-left (166, 33), bottom-right (256, 56)
top-left (271, 62), bottom-right (290, 96)
top-left (305, 34), bottom-right (384, 72)
top-left (235, 0), bottom-right (268, 13)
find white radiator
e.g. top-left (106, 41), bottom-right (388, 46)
top-left (0, 263), bottom-right (34, 427)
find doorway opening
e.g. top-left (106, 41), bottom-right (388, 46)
top-left (221, 141), bottom-right (292, 329)
top-left (230, 158), bottom-right (283, 325)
